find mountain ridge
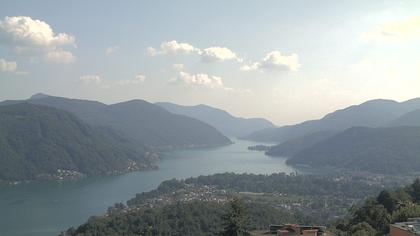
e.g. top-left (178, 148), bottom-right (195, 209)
top-left (0, 94), bottom-right (232, 149)
top-left (242, 97), bottom-right (420, 143)
top-left (156, 102), bottom-right (275, 137)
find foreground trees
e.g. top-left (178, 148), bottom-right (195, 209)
top-left (221, 198), bottom-right (250, 236)
top-left (333, 178), bottom-right (420, 236)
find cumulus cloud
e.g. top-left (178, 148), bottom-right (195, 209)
top-left (0, 16), bottom-right (75, 47)
top-left (169, 66), bottom-right (251, 93)
top-left (148, 40), bottom-right (241, 63)
top-left (0, 16), bottom-right (76, 63)
top-left (80, 75), bottom-right (101, 84)
top-left (363, 16), bottom-right (420, 42)
top-left (241, 51), bottom-right (300, 72)
top-left (199, 47), bottom-right (241, 62)
top-left (117, 74), bottom-right (146, 85)
top-left (105, 45), bottom-right (119, 55)
top-left (171, 70), bottom-right (224, 89)
top-left (148, 40), bottom-right (198, 56)
top-left (0, 58), bottom-right (17, 72)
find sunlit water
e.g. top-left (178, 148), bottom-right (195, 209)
top-left (0, 138), bottom-right (296, 236)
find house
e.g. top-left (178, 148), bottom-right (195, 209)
top-left (390, 218), bottom-right (420, 236)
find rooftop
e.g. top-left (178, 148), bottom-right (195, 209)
top-left (391, 218), bottom-right (420, 235)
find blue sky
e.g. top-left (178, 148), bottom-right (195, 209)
top-left (1, 0), bottom-right (420, 125)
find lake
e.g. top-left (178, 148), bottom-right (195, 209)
top-left (0, 139), bottom-right (296, 236)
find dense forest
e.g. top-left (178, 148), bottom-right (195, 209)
top-left (62, 200), bottom-right (294, 236)
top-left (287, 126), bottom-right (420, 174)
top-left (0, 103), bottom-right (156, 182)
top-left (332, 179), bottom-right (420, 235)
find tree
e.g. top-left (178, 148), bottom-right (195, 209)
top-left (392, 204), bottom-right (420, 223)
top-left (411, 179), bottom-right (420, 203)
top-left (350, 198), bottom-right (391, 234)
top-left (349, 222), bottom-right (376, 236)
top-left (377, 190), bottom-right (397, 213)
top-left (221, 198), bottom-right (250, 236)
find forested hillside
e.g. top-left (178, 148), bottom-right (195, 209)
top-left (287, 126), bottom-right (420, 174)
top-left (332, 179), bottom-right (420, 235)
top-left (1, 94), bottom-right (232, 149)
top-left (0, 103), bottom-right (156, 181)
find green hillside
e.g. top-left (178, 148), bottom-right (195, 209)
top-left (287, 126), bottom-right (420, 174)
top-left (0, 103), bottom-right (156, 181)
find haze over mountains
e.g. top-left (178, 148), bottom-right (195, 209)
top-left (156, 102), bottom-right (275, 137)
top-left (243, 98), bottom-right (420, 143)
top-left (248, 97), bottom-right (420, 174)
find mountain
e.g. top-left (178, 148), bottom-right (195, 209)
top-left (1, 94), bottom-right (231, 148)
top-left (286, 126), bottom-right (420, 174)
top-left (387, 109), bottom-right (420, 127)
top-left (265, 130), bottom-right (337, 157)
top-left (156, 102), bottom-right (275, 137)
top-left (0, 103), bottom-right (156, 182)
top-left (243, 98), bottom-right (420, 143)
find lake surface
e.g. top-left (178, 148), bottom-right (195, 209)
top-left (0, 139), bottom-right (296, 236)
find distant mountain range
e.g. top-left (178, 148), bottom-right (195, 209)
top-left (0, 103), bottom-right (157, 182)
top-left (286, 126), bottom-right (420, 174)
top-left (255, 97), bottom-right (420, 174)
top-left (243, 98), bottom-right (420, 143)
top-left (1, 94), bottom-right (232, 149)
top-left (156, 102), bottom-right (274, 137)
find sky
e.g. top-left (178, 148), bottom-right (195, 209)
top-left (1, 0), bottom-right (420, 125)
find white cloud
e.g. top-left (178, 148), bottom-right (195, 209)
top-left (105, 45), bottom-right (119, 55)
top-left (362, 16), bottom-right (420, 42)
top-left (0, 16), bottom-right (75, 47)
top-left (0, 16), bottom-right (76, 63)
top-left (148, 40), bottom-right (241, 63)
top-left (160, 40), bottom-right (197, 54)
top-left (45, 48), bottom-right (75, 63)
top-left (172, 71), bottom-right (224, 89)
top-left (80, 75), bottom-right (101, 84)
top-left (171, 70), bottom-right (252, 94)
top-left (241, 51), bottom-right (300, 72)
top-left (148, 40), bottom-right (198, 56)
top-left (199, 47), bottom-right (241, 62)
top-left (0, 58), bottom-right (17, 72)
top-left (117, 74), bottom-right (146, 85)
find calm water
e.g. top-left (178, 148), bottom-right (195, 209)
top-left (0, 139), bottom-right (296, 236)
